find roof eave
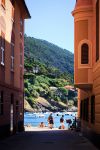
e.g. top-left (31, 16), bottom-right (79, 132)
top-left (23, 0), bottom-right (31, 19)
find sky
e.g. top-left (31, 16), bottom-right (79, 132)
top-left (25, 0), bottom-right (76, 53)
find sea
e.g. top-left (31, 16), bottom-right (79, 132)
top-left (24, 112), bottom-right (77, 129)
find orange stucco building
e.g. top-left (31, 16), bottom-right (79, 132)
top-left (0, 0), bottom-right (30, 137)
top-left (72, 0), bottom-right (100, 145)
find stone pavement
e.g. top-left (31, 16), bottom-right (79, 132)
top-left (0, 129), bottom-right (99, 150)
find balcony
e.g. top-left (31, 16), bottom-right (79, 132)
top-left (74, 67), bottom-right (93, 90)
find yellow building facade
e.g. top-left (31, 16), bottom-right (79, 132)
top-left (72, 0), bottom-right (100, 146)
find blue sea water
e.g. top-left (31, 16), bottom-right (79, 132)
top-left (24, 112), bottom-right (77, 128)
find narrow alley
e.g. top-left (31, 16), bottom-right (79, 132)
top-left (0, 130), bottom-right (98, 150)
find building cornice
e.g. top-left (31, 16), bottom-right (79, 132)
top-left (72, 6), bottom-right (93, 16)
top-left (22, 0), bottom-right (31, 18)
top-left (17, 0), bottom-right (31, 19)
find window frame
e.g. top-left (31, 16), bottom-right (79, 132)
top-left (11, 42), bottom-right (14, 71)
top-left (11, 32), bottom-right (15, 71)
top-left (80, 98), bottom-right (89, 122)
top-left (78, 39), bottom-right (92, 68)
top-left (81, 43), bottom-right (89, 64)
top-left (20, 43), bottom-right (23, 67)
top-left (20, 17), bottom-right (24, 38)
top-left (1, 31), bottom-right (5, 66)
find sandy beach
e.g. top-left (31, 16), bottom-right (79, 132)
top-left (25, 126), bottom-right (68, 131)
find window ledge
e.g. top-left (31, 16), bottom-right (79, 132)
top-left (78, 64), bottom-right (92, 69)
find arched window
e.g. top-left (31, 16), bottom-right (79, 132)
top-left (81, 43), bottom-right (89, 64)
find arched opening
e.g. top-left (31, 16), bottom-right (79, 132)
top-left (81, 43), bottom-right (89, 64)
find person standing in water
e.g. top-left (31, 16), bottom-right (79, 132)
top-left (48, 113), bottom-right (54, 129)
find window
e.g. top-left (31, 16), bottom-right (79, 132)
top-left (85, 98), bottom-right (89, 121)
top-left (0, 91), bottom-right (3, 115)
top-left (91, 95), bottom-right (95, 124)
top-left (20, 43), bottom-right (23, 66)
top-left (96, 0), bottom-right (99, 61)
top-left (20, 17), bottom-right (23, 37)
top-left (20, 17), bottom-right (23, 27)
top-left (1, 31), bottom-right (5, 66)
top-left (81, 43), bottom-right (89, 64)
top-left (11, 43), bottom-right (14, 70)
top-left (1, 0), bottom-right (5, 8)
top-left (80, 101), bottom-right (83, 119)
top-left (20, 65), bottom-right (23, 89)
top-left (80, 98), bottom-right (89, 122)
top-left (11, 31), bottom-right (15, 71)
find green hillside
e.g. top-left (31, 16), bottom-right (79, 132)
top-left (24, 35), bottom-right (76, 112)
top-left (24, 34), bottom-right (74, 74)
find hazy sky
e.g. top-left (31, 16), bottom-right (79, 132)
top-left (25, 0), bottom-right (76, 53)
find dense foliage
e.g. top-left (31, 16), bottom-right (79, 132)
top-left (24, 35), bottom-right (77, 111)
top-left (24, 34), bottom-right (74, 74)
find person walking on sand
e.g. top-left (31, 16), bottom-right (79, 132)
top-left (59, 115), bottom-right (65, 129)
top-left (48, 113), bottom-right (54, 129)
